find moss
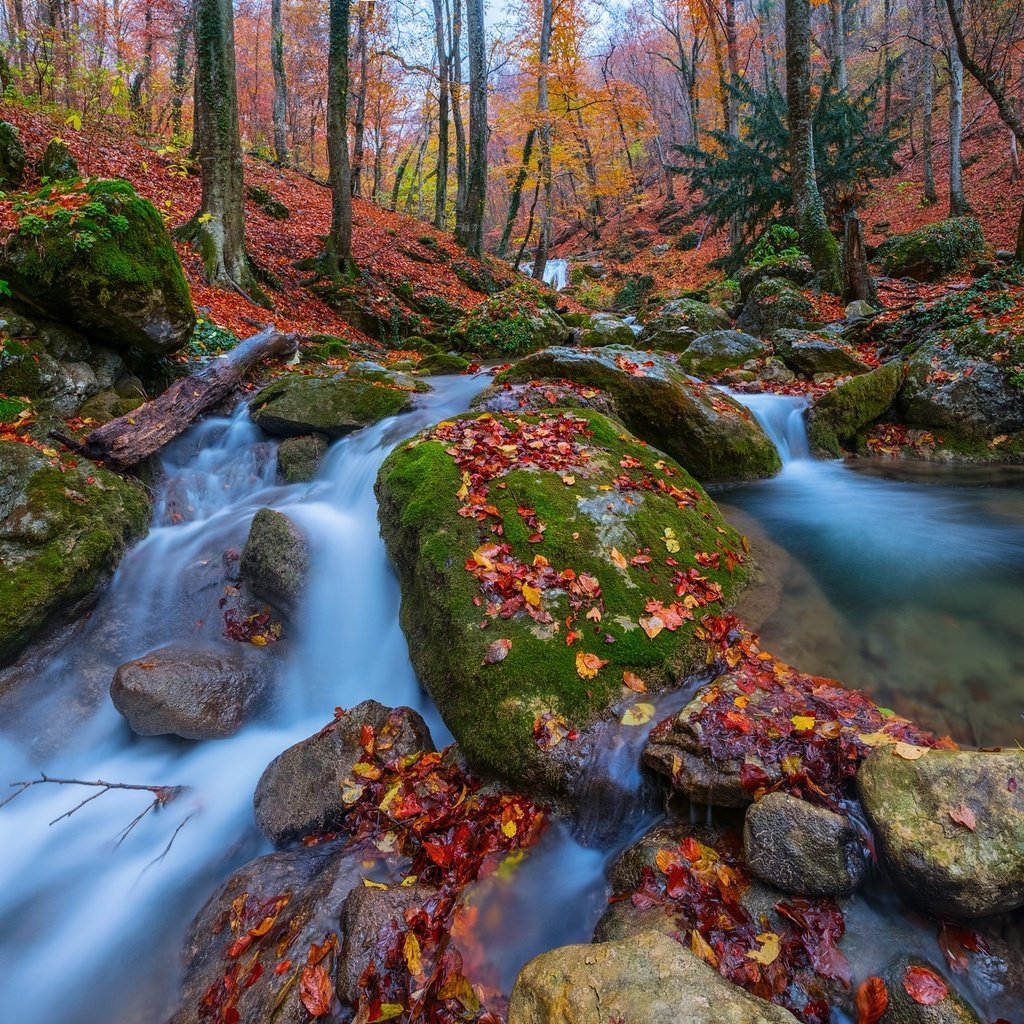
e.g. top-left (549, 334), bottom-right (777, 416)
top-left (277, 433), bottom-right (329, 483)
top-left (246, 185), bottom-right (290, 220)
top-left (376, 409), bottom-right (752, 800)
top-left (450, 282), bottom-right (570, 357)
top-left (878, 217), bottom-right (987, 282)
top-left (808, 361), bottom-right (903, 457)
top-left (0, 120), bottom-right (25, 189)
top-left (416, 353), bottom-right (470, 375)
top-left (37, 138), bottom-right (79, 182)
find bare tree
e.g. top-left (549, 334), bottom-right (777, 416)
top-left (270, 0), bottom-right (289, 164)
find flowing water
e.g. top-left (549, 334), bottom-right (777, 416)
top-left (515, 258), bottom-right (569, 291)
top-left (0, 378), bottom-right (1022, 1022)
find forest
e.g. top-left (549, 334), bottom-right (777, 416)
top-left (0, 0), bottom-right (1023, 1022)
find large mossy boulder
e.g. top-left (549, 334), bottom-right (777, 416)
top-left (878, 218), bottom-right (987, 282)
top-left (577, 312), bottom-right (637, 347)
top-left (0, 440), bottom-right (150, 664)
top-left (499, 347), bottom-right (781, 483)
top-left (250, 375), bottom-right (413, 438)
top-left (737, 278), bottom-right (813, 337)
top-left (0, 120), bottom-right (25, 189)
top-left (450, 282), bottom-right (571, 357)
top-left (239, 508), bottom-right (310, 618)
top-left (507, 932), bottom-right (799, 1024)
top-left (0, 179), bottom-right (195, 354)
top-left (37, 138), bottom-right (79, 181)
top-left (637, 298), bottom-right (730, 352)
top-left (677, 330), bottom-right (768, 378)
top-left (375, 408), bottom-right (753, 801)
top-left (857, 747), bottom-right (1024, 918)
top-left (808, 361), bottom-right (904, 457)
top-left (771, 329), bottom-right (871, 378)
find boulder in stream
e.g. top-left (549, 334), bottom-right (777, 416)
top-left (276, 433), bottom-right (330, 483)
top-left (637, 298), bottom-right (730, 352)
top-left (240, 508), bottom-right (310, 618)
top-left (771, 329), bottom-right (871, 378)
top-left (808, 360), bottom-right (904, 457)
top-left (677, 329), bottom-right (769, 378)
top-left (577, 312), bottom-right (637, 347)
top-left (857, 746), bottom-right (1024, 918)
top-left (878, 956), bottom-right (984, 1024)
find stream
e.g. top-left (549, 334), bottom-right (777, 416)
top-left (0, 380), bottom-right (1021, 1021)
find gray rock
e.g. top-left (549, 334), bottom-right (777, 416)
top-left (737, 279), bottom-right (813, 337)
top-left (857, 747), bottom-right (1024, 918)
top-left (0, 120), bottom-right (25, 189)
top-left (507, 932), bottom-right (800, 1024)
top-left (577, 312), bottom-right (637, 348)
top-left (240, 508), bottom-right (310, 618)
top-left (253, 700), bottom-right (434, 845)
top-left (878, 218), bottom-right (987, 282)
top-left (37, 137), bottom-right (79, 181)
top-left (845, 300), bottom-right (877, 321)
top-left (743, 792), bottom-right (867, 896)
top-left (277, 433), bottom-right (329, 484)
top-left (808, 360), bottom-right (903, 457)
top-left (110, 642), bottom-right (265, 739)
top-left (773, 330), bottom-right (871, 377)
top-left (638, 299), bottom-right (730, 352)
top-left (879, 956), bottom-right (983, 1024)
top-left (760, 356), bottom-right (796, 385)
top-left (678, 330), bottom-right (769, 378)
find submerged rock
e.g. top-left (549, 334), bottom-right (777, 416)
top-left (637, 298), bottom-right (730, 352)
top-left (276, 433), bottom-right (329, 483)
top-left (250, 375), bottom-right (413, 438)
top-left (240, 508), bottom-right (310, 618)
top-left (253, 700), bottom-right (434, 845)
top-left (743, 792), bottom-right (867, 896)
top-left (677, 330), bottom-right (769, 378)
top-left (110, 642), bottom-right (265, 739)
top-left (499, 346), bottom-right (781, 483)
top-left (507, 931), bottom-right (799, 1024)
top-left (808, 361), bottom-right (903, 457)
top-left (857, 747), bottom-right (1024, 918)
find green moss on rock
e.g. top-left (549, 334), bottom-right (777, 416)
top-left (450, 283), bottom-right (571, 357)
top-left (808, 361), bottom-right (903, 457)
top-left (736, 278), bottom-right (813, 337)
top-left (37, 138), bottom-right (79, 182)
top-left (416, 352), bottom-right (470, 375)
top-left (878, 217), bottom-right (987, 283)
top-left (0, 120), bottom-right (26, 189)
top-left (637, 299), bottom-right (730, 352)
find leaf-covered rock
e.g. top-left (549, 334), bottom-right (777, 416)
top-left (877, 218), bottom-right (987, 283)
top-left (878, 956), bottom-right (983, 1024)
top-left (449, 282), bottom-right (571, 357)
top-left (638, 298), bottom-right (730, 352)
top-left (808, 361), bottom-right (903, 457)
top-left (737, 279), bottom-right (813, 337)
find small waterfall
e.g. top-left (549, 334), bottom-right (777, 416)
top-left (726, 392), bottom-right (811, 464)
top-left (517, 257), bottom-right (570, 291)
top-left (622, 315), bottom-right (643, 336)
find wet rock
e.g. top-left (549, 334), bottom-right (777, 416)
top-left (416, 352), bottom-right (470, 375)
top-left (845, 299), bottom-right (877, 321)
top-left (0, 440), bottom-right (150, 666)
top-left (678, 330), bottom-right (769, 378)
top-left (0, 121), bottom-right (25, 188)
top-left (240, 508), bottom-right (310, 618)
top-left (471, 379), bottom-right (618, 418)
top-left (743, 792), bottom-right (866, 896)
top-left (879, 956), bottom-right (983, 1024)
top-left (877, 218), bottom-right (987, 282)
top-left (253, 700), bottom-right (434, 845)
top-left (110, 642), bottom-right (265, 739)
top-left (170, 841), bottom-right (358, 1024)
top-left (857, 747), bottom-right (1024, 918)
top-left (808, 361), bottom-right (903, 457)
top-left (760, 356), bottom-right (796, 386)
top-left (37, 137), bottom-right (79, 181)
top-left (0, 179), bottom-right (195, 354)
top-left (337, 882), bottom-right (437, 1004)
top-left (772, 330), bottom-right (871, 378)
top-left (737, 279), bottom-right (813, 337)
top-left (277, 433), bottom-right (330, 484)
top-left (577, 312), bottom-right (637, 348)
top-left (499, 346), bottom-right (781, 483)
top-left (250, 375), bottom-right (413, 438)
top-left (507, 931), bottom-right (800, 1024)
top-left (637, 298), bottom-right (730, 352)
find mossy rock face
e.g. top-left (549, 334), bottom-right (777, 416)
top-left (808, 361), bottom-right (903, 457)
top-left (899, 326), bottom-right (1024, 440)
top-left (246, 184), bottom-right (289, 220)
top-left (578, 313), bottom-right (638, 348)
top-left (37, 138), bottom-right (79, 181)
top-left (736, 279), bottom-right (813, 337)
top-left (771, 329), bottom-right (871, 378)
top-left (737, 256), bottom-right (815, 302)
top-left (500, 347), bottom-right (781, 483)
top-left (249, 375), bottom-right (413, 438)
top-left (638, 299), bottom-right (730, 352)
top-left (415, 352), bottom-right (470, 375)
top-left (858, 747), bottom-right (1024, 919)
top-left (0, 440), bottom-right (150, 664)
top-left (450, 283), bottom-right (571, 358)
top-left (240, 508), bottom-right (310, 619)
top-left (375, 408), bottom-right (753, 801)
top-left (0, 120), bottom-right (25, 189)
top-left (276, 433), bottom-right (329, 484)
top-left (677, 330), bottom-right (768, 378)
top-left (878, 217), bottom-right (988, 282)
top-left (0, 179), bottom-right (195, 354)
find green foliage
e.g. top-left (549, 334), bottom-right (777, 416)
top-left (678, 74), bottom-right (899, 266)
top-left (452, 282), bottom-right (557, 356)
top-left (185, 317), bottom-right (238, 357)
top-left (749, 225), bottom-right (804, 269)
top-left (613, 273), bottom-right (654, 312)
top-left (0, 395), bottom-right (29, 422)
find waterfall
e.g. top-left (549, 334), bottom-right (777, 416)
top-left (516, 258), bottom-right (570, 291)
top-left (725, 391), bottom-right (811, 464)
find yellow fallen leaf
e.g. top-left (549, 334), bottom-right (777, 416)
top-left (610, 547), bottom-right (628, 570)
top-left (586, 606), bottom-right (602, 622)
top-left (403, 931), bottom-right (423, 976)
top-left (562, 475), bottom-right (575, 486)
top-left (858, 730), bottom-right (896, 747)
top-left (501, 818), bottom-right (517, 838)
top-left (621, 702), bottom-right (655, 726)
top-left (690, 929), bottom-right (719, 967)
top-left (471, 544), bottom-right (499, 570)
top-left (522, 584), bottom-right (542, 608)
top-left (663, 527), bottom-right (680, 554)
top-left (378, 1005), bottom-right (404, 1021)
top-left (575, 651), bottom-right (608, 679)
top-left (791, 715), bottom-right (816, 731)
top-left (894, 741), bottom-right (929, 760)
top-left (639, 615), bottom-right (664, 639)
top-left (362, 878), bottom-right (388, 889)
top-left (747, 932), bottom-right (781, 966)
top-left (41, 447), bottom-right (60, 458)
top-left (456, 470), bottom-right (471, 501)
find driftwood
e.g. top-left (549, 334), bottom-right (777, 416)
top-left (53, 324), bottom-right (298, 472)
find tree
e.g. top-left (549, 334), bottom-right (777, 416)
top-left (326, 0), bottom-right (353, 275)
top-left (785, 0), bottom-right (842, 292)
top-left (532, 0), bottom-right (554, 281)
top-left (457, 0), bottom-right (487, 255)
top-left (271, 0), bottom-right (289, 164)
top-left (431, 0), bottom-right (451, 229)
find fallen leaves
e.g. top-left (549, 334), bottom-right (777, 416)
top-left (533, 710), bottom-right (572, 750)
top-left (856, 976), bottom-right (889, 1024)
top-left (299, 964), bottom-right (334, 1017)
top-left (575, 651), bottom-right (608, 679)
top-left (482, 638), bottom-right (512, 664)
top-left (746, 932), bottom-right (781, 965)
top-left (903, 965), bottom-right (949, 1006)
top-left (620, 702), bottom-right (655, 726)
top-left (948, 804), bottom-right (977, 830)
top-left (622, 671), bottom-right (647, 693)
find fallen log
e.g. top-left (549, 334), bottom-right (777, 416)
top-left (53, 324), bottom-right (298, 472)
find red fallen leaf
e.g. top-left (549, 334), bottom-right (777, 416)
top-left (482, 638), bottom-right (512, 664)
top-left (300, 964), bottom-right (333, 1016)
top-left (948, 804), bottom-right (976, 830)
top-left (856, 976), bottom-right (888, 1024)
top-left (360, 724), bottom-right (375, 755)
top-left (903, 965), bottom-right (948, 1005)
top-left (1009, 777), bottom-right (1018, 793)
top-left (243, 962), bottom-right (264, 989)
top-left (274, 959), bottom-right (292, 976)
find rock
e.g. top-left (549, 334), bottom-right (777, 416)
top-left (250, 375), bottom-right (413, 438)
top-left (0, 440), bottom-right (150, 665)
top-left (652, 242), bottom-right (672, 256)
top-left (0, 120), bottom-right (25, 189)
top-left (579, 261), bottom-right (607, 280)
top-left (857, 747), bottom-right (1024, 918)
top-left (808, 361), bottom-right (903, 457)
top-left (37, 138), bottom-right (79, 181)
top-left (277, 433), bottom-right (329, 484)
top-left (253, 700), bottom-right (434, 845)
top-left (416, 352), bottom-right (470, 375)
top-left (471, 379), bottom-right (618, 418)
top-left (246, 184), bottom-right (290, 220)
top-left (170, 841), bottom-right (358, 1024)
top-left (450, 282), bottom-right (572, 357)
top-left (498, 347), bottom-right (781, 483)
top-left (678, 330), bottom-right (769, 378)
top-left (577, 312), bottom-right (637, 348)
top-left (375, 407), bottom-right (753, 802)
top-left (743, 792), bottom-right (867, 896)
top-left (772, 330), bottom-right (871, 377)
top-left (638, 298), bottom-right (730, 352)
top-left (507, 932), bottom-right (800, 1024)
top-left (0, 180), bottom-right (195, 354)
top-left (877, 218), bottom-right (987, 282)
top-left (760, 357), bottom-right (796, 386)
top-left (899, 326), bottom-right (1024, 442)
top-left (110, 642), bottom-right (265, 739)
top-left (737, 256), bottom-right (816, 302)
top-left (844, 299), bottom-right (877, 321)
top-left (879, 956), bottom-right (984, 1024)
top-left (240, 508), bottom-right (310, 618)
top-left (737, 279), bottom-right (813, 337)
top-left (337, 883), bottom-right (437, 1004)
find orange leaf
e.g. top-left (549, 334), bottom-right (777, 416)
top-left (622, 671), bottom-right (647, 693)
top-left (575, 651), bottom-right (607, 679)
top-left (948, 804), bottom-right (976, 830)
top-left (609, 547), bottom-right (628, 570)
top-left (903, 965), bottom-right (948, 1006)
top-left (856, 977), bottom-right (889, 1024)
top-left (299, 965), bottom-right (333, 1017)
top-left (482, 638), bottom-right (512, 664)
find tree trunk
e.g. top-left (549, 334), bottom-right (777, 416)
top-left (129, 4), bottom-right (153, 130)
top-left (830, 0), bottom-right (848, 91)
top-left (391, 143), bottom-right (415, 210)
top-left (351, 2), bottom-right (368, 195)
top-left (59, 327), bottom-right (297, 471)
top-left (457, 0), bottom-right (486, 256)
top-left (785, 0), bottom-right (842, 292)
top-left (327, 0), bottom-right (353, 273)
top-left (169, 15), bottom-right (191, 140)
top-left (450, 0), bottom-right (468, 225)
top-left (919, 0), bottom-right (937, 204)
top-left (948, 38), bottom-right (969, 215)
top-left (843, 209), bottom-right (877, 303)
top-left (531, 0), bottom-right (554, 282)
top-left (431, 0), bottom-right (450, 229)
top-left (270, 0), bottom-right (289, 165)
top-left (497, 127), bottom-right (535, 258)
